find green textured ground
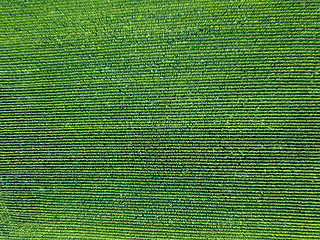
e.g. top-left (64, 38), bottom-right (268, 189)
top-left (1, 0), bottom-right (319, 239)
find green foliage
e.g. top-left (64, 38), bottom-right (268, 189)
top-left (1, 0), bottom-right (319, 239)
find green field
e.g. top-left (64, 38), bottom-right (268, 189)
top-left (1, 0), bottom-right (319, 239)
